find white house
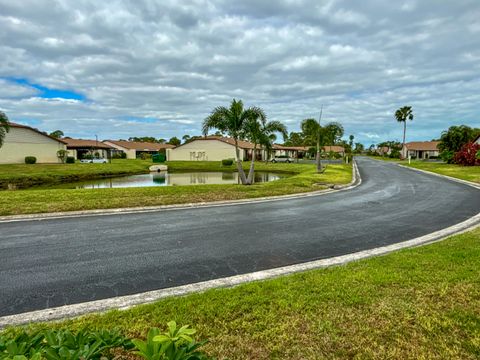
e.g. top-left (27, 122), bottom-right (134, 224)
top-left (166, 136), bottom-right (266, 161)
top-left (63, 138), bottom-right (114, 160)
top-left (103, 140), bottom-right (175, 159)
top-left (401, 141), bottom-right (440, 159)
top-left (474, 134), bottom-right (480, 145)
top-left (0, 122), bottom-right (67, 164)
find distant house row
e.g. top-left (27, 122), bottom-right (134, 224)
top-left (0, 123), bottom-right (347, 164)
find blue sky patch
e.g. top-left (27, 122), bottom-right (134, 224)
top-left (5, 77), bottom-right (86, 101)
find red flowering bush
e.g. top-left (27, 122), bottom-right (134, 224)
top-left (453, 142), bottom-right (480, 166)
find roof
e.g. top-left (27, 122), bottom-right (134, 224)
top-left (273, 145), bottom-right (310, 151)
top-left (63, 138), bottom-right (113, 149)
top-left (405, 141), bottom-right (440, 151)
top-left (173, 136), bottom-right (258, 150)
top-left (104, 140), bottom-right (175, 151)
top-left (322, 145), bottom-right (345, 153)
top-left (5, 122), bottom-right (67, 144)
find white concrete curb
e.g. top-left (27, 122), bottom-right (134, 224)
top-left (0, 162), bottom-right (360, 223)
top-left (397, 164), bottom-right (480, 190)
top-left (1, 210), bottom-right (479, 328)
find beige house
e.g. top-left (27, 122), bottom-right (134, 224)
top-left (63, 138), bottom-right (113, 160)
top-left (103, 140), bottom-right (175, 159)
top-left (273, 145), bottom-right (309, 159)
top-left (0, 122), bottom-right (67, 164)
top-left (401, 141), bottom-right (440, 159)
top-left (166, 136), bottom-right (265, 161)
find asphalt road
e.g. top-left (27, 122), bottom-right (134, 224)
top-left (1, 157), bottom-right (479, 316)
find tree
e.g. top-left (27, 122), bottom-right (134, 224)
top-left (354, 142), bottom-right (364, 154)
top-left (301, 117), bottom-right (323, 172)
top-left (203, 99), bottom-right (265, 185)
top-left (284, 132), bottom-right (304, 146)
top-left (182, 135), bottom-right (190, 143)
top-left (168, 137), bottom-right (181, 146)
top-left (49, 130), bottom-right (64, 139)
top-left (0, 111), bottom-right (10, 148)
top-left (243, 117), bottom-right (287, 184)
top-left (323, 122), bottom-right (344, 145)
top-left (158, 138), bottom-right (166, 144)
top-left (438, 125), bottom-right (480, 163)
top-left (348, 135), bottom-right (354, 153)
top-left (394, 106), bottom-right (414, 158)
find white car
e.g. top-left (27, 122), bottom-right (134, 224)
top-left (271, 155), bottom-right (294, 163)
top-left (80, 158), bottom-right (108, 164)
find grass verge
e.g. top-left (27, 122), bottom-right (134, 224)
top-left (0, 162), bottom-right (352, 216)
top-left (4, 227), bottom-right (480, 359)
top-left (368, 156), bottom-right (480, 184)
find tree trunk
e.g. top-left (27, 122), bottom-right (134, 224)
top-left (235, 140), bottom-right (248, 185)
top-left (402, 121), bottom-right (407, 159)
top-left (247, 143), bottom-right (257, 184)
top-left (316, 138), bottom-right (322, 173)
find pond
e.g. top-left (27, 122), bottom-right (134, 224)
top-left (38, 171), bottom-right (291, 189)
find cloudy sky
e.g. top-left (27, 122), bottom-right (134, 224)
top-left (1, 0), bottom-right (479, 144)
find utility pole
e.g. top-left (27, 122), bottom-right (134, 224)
top-left (316, 105), bottom-right (323, 172)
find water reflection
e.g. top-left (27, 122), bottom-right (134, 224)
top-left (66, 171), bottom-right (288, 189)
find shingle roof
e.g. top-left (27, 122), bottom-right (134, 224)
top-left (6, 122), bottom-right (67, 144)
top-left (104, 140), bottom-right (175, 151)
top-left (273, 145), bottom-right (310, 151)
top-left (322, 145), bottom-right (345, 153)
top-left (405, 141), bottom-right (440, 151)
top-left (63, 138), bottom-right (113, 149)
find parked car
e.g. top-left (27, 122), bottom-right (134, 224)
top-left (80, 158), bottom-right (108, 163)
top-left (271, 155), bottom-right (294, 163)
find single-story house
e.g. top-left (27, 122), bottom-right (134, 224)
top-left (103, 140), bottom-right (175, 159)
top-left (63, 138), bottom-right (113, 160)
top-left (322, 145), bottom-right (345, 156)
top-left (166, 136), bottom-right (266, 161)
top-left (273, 145), bottom-right (309, 159)
top-left (401, 141), bottom-right (440, 159)
top-left (0, 122), bottom-right (67, 164)
top-left (376, 146), bottom-right (391, 156)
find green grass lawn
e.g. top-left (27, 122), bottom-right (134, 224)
top-left (0, 161), bottom-right (352, 216)
top-left (0, 159), bottom-right (152, 189)
top-left (6, 227), bottom-right (480, 359)
top-left (368, 156), bottom-right (480, 184)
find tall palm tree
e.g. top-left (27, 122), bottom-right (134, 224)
top-left (0, 111), bottom-right (10, 148)
top-left (395, 106), bottom-right (414, 158)
top-left (243, 118), bottom-right (287, 184)
top-left (301, 116), bottom-right (323, 173)
top-left (203, 99), bottom-right (265, 185)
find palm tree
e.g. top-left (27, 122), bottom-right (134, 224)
top-left (0, 111), bottom-right (10, 148)
top-left (301, 116), bottom-right (323, 173)
top-left (395, 106), bottom-right (414, 158)
top-left (203, 99), bottom-right (265, 185)
top-left (182, 134), bottom-right (191, 143)
top-left (243, 117), bottom-right (287, 184)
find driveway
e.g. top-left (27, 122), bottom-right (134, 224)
top-left (1, 157), bottom-right (479, 316)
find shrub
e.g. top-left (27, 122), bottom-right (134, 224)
top-left (453, 142), bottom-right (480, 166)
top-left (24, 156), bottom-right (36, 164)
top-left (440, 150), bottom-right (455, 163)
top-left (132, 322), bottom-right (213, 360)
top-left (140, 153), bottom-right (152, 160)
top-left (389, 148), bottom-right (401, 159)
top-left (221, 159), bottom-right (234, 166)
top-left (66, 156), bottom-right (75, 164)
top-left (56, 149), bottom-right (68, 163)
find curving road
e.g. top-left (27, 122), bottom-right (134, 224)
top-left (1, 157), bottom-right (479, 316)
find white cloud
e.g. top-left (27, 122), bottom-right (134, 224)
top-left (0, 0), bottom-right (479, 144)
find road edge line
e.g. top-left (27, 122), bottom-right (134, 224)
top-left (0, 162), bottom-right (360, 223)
top-left (1, 209), bottom-right (478, 328)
